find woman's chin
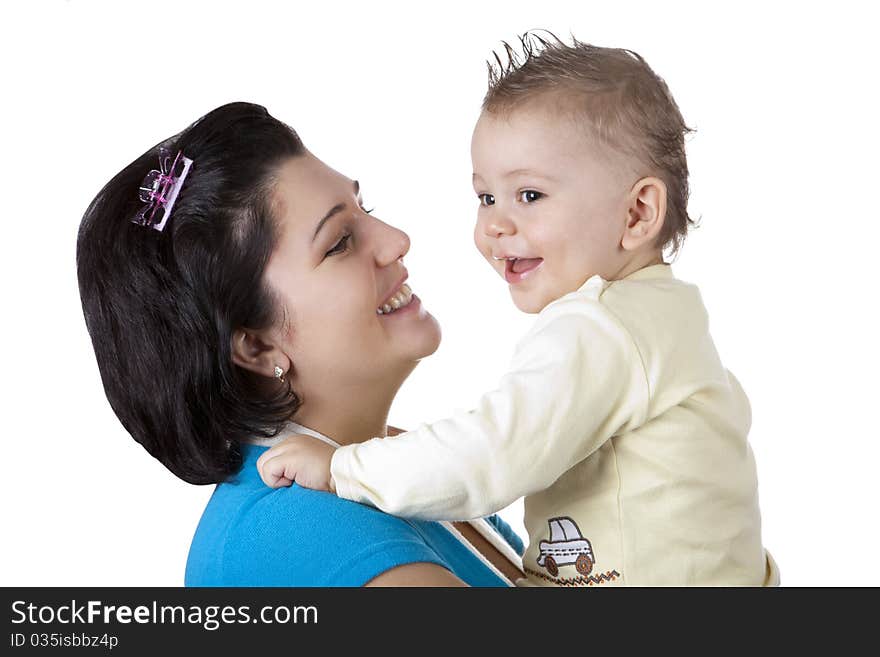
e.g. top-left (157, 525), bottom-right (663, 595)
top-left (408, 310), bottom-right (442, 359)
top-left (381, 326), bottom-right (442, 383)
top-left (380, 297), bottom-right (442, 357)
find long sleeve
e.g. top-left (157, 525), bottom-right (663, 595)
top-left (331, 284), bottom-right (651, 520)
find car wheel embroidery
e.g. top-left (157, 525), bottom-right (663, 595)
top-left (537, 517), bottom-right (595, 576)
top-left (575, 553), bottom-right (593, 575)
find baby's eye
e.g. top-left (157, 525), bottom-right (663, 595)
top-left (478, 193), bottom-right (495, 206)
top-left (519, 190), bottom-right (544, 203)
top-left (325, 233), bottom-right (351, 258)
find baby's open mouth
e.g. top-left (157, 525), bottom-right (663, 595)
top-left (507, 257), bottom-right (543, 275)
top-left (497, 256), bottom-right (544, 284)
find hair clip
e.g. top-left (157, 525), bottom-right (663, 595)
top-left (131, 147), bottom-right (193, 232)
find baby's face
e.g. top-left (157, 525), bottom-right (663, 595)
top-left (471, 104), bottom-right (635, 313)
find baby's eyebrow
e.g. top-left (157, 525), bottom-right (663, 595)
top-left (503, 168), bottom-right (556, 181)
top-left (472, 169), bottom-right (556, 183)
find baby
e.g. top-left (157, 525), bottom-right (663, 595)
top-left (257, 35), bottom-right (778, 586)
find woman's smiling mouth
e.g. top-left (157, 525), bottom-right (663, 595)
top-left (377, 283), bottom-right (416, 315)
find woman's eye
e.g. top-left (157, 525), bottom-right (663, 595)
top-left (519, 190), bottom-right (544, 203)
top-left (478, 193), bottom-right (495, 206)
top-left (360, 205), bottom-right (374, 215)
top-left (325, 233), bottom-right (351, 258)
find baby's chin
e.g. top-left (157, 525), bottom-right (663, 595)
top-left (509, 288), bottom-right (551, 314)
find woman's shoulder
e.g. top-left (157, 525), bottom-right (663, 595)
top-left (243, 479), bottom-right (420, 540)
top-left (194, 450), bottom-right (450, 586)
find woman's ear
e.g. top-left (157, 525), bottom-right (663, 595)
top-left (230, 328), bottom-right (290, 379)
top-left (621, 176), bottom-right (667, 252)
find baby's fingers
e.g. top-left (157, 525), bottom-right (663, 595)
top-left (257, 453), bottom-right (296, 488)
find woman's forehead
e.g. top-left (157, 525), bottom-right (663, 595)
top-left (273, 154), bottom-right (355, 232)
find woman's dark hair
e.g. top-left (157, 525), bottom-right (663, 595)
top-left (77, 102), bottom-right (304, 484)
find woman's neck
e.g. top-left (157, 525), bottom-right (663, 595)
top-left (290, 376), bottom-right (403, 446)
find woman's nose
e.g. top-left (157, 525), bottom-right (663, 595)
top-left (372, 217), bottom-right (410, 267)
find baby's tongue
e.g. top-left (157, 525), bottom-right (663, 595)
top-left (511, 257), bottom-right (543, 274)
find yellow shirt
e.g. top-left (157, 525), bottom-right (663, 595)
top-left (331, 264), bottom-right (778, 586)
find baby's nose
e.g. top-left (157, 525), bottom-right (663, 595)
top-left (485, 215), bottom-right (516, 237)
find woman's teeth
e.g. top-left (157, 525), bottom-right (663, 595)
top-left (377, 283), bottom-right (414, 315)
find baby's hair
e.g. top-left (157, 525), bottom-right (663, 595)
top-left (484, 32), bottom-right (696, 257)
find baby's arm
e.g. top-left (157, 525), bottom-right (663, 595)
top-left (332, 299), bottom-right (650, 520)
top-left (256, 426), bottom-right (409, 493)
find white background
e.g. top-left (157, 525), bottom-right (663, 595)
top-left (1, 0), bottom-right (878, 587)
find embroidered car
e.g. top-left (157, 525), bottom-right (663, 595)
top-left (536, 517), bottom-right (594, 576)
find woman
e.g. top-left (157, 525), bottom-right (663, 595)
top-left (77, 102), bottom-right (523, 586)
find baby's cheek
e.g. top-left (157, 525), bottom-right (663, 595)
top-left (472, 224), bottom-right (486, 253)
top-left (473, 234), bottom-right (495, 265)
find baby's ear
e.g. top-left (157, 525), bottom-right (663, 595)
top-left (621, 176), bottom-right (667, 251)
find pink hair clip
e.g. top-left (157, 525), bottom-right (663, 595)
top-left (131, 147), bottom-right (193, 232)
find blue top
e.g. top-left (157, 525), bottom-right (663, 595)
top-left (185, 443), bottom-right (524, 587)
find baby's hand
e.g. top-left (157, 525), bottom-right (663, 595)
top-left (256, 434), bottom-right (336, 493)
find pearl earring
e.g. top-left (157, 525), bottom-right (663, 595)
top-left (274, 365), bottom-right (285, 383)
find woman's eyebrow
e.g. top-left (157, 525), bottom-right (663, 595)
top-left (312, 180), bottom-right (360, 242)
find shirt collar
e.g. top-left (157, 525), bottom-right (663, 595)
top-left (576, 263), bottom-right (673, 294)
top-left (621, 262), bottom-right (674, 282)
top-left (246, 421), bottom-right (342, 449)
